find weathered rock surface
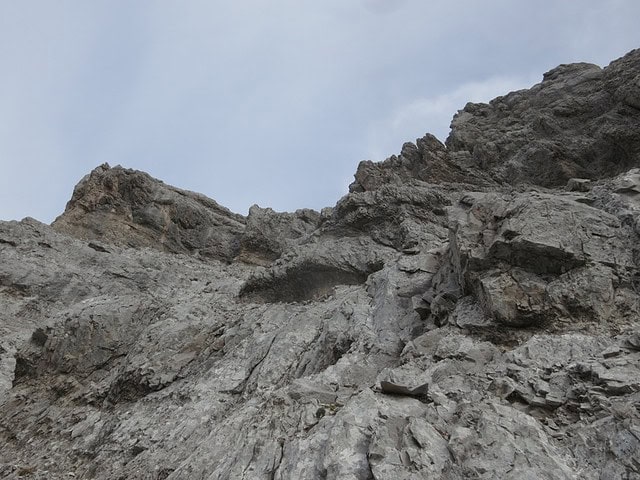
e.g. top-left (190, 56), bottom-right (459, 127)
top-left (1, 49), bottom-right (640, 479)
top-left (237, 205), bottom-right (322, 265)
top-left (349, 134), bottom-right (497, 193)
top-left (446, 190), bottom-right (636, 327)
top-left (447, 49), bottom-right (640, 187)
top-left (52, 164), bottom-right (246, 262)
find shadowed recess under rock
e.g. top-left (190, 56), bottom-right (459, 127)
top-left (239, 260), bottom-right (384, 303)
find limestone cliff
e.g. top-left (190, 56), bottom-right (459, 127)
top-left (1, 49), bottom-right (640, 479)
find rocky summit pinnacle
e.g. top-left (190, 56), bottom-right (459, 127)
top-left (1, 49), bottom-right (640, 479)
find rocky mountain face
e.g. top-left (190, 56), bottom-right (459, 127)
top-left (51, 163), bottom-right (246, 263)
top-left (1, 49), bottom-right (640, 479)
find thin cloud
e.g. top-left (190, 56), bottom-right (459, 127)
top-left (1, 1), bottom-right (639, 222)
top-left (363, 0), bottom-right (410, 14)
top-left (365, 74), bottom-right (540, 160)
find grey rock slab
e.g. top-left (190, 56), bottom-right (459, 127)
top-left (567, 178), bottom-right (593, 192)
top-left (446, 402), bottom-right (577, 479)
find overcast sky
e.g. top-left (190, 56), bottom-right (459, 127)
top-left (1, 1), bottom-right (639, 223)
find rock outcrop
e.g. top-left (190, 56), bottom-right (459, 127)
top-left (1, 49), bottom-right (640, 479)
top-left (447, 49), bottom-right (640, 187)
top-left (52, 164), bottom-right (246, 262)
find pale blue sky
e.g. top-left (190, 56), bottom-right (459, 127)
top-left (1, 1), bottom-right (639, 222)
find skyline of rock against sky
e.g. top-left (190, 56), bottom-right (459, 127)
top-left (1, 1), bottom-right (639, 222)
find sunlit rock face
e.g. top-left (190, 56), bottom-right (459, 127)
top-left (1, 49), bottom-right (640, 480)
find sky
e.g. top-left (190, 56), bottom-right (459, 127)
top-left (1, 1), bottom-right (639, 223)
